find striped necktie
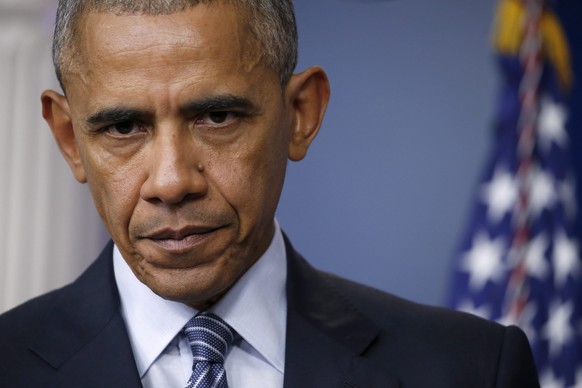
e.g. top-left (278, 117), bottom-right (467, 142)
top-left (183, 312), bottom-right (236, 388)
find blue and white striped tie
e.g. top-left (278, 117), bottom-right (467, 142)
top-left (183, 312), bottom-right (236, 388)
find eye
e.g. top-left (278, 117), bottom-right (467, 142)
top-left (208, 112), bottom-right (229, 124)
top-left (104, 121), bottom-right (146, 136)
top-left (196, 111), bottom-right (239, 127)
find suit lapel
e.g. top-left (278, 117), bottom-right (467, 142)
top-left (25, 236), bottom-right (399, 387)
top-left (29, 241), bottom-right (142, 387)
top-left (283, 236), bottom-right (400, 388)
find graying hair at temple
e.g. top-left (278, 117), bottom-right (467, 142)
top-left (51, 0), bottom-right (298, 89)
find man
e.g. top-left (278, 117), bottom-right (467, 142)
top-left (0, 1), bottom-right (539, 387)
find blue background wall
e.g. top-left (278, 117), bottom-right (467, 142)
top-left (277, 0), bottom-right (499, 306)
top-left (276, 0), bottom-right (582, 307)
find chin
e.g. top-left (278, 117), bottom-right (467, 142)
top-left (142, 269), bottom-right (230, 308)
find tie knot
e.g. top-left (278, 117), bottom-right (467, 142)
top-left (183, 312), bottom-right (235, 364)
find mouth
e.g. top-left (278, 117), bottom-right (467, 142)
top-left (142, 225), bottom-right (222, 253)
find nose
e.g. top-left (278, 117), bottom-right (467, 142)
top-left (140, 129), bottom-right (207, 205)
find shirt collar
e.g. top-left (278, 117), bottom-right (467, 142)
top-left (113, 220), bottom-right (287, 377)
top-left (212, 221), bottom-right (287, 373)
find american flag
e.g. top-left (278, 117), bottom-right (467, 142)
top-left (448, 0), bottom-right (581, 386)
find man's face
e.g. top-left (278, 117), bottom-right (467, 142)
top-left (44, 4), bottom-right (319, 308)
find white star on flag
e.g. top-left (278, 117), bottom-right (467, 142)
top-left (513, 302), bottom-right (538, 343)
top-left (542, 300), bottom-right (575, 357)
top-left (552, 231), bottom-right (580, 286)
top-left (462, 232), bottom-right (506, 290)
top-left (529, 168), bottom-right (556, 216)
top-left (481, 166), bottom-right (518, 223)
top-left (524, 234), bottom-right (549, 280)
top-left (457, 299), bottom-right (491, 319)
top-left (537, 97), bottom-right (568, 152)
top-left (539, 368), bottom-right (566, 388)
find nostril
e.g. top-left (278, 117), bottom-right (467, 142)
top-left (141, 166), bottom-right (208, 205)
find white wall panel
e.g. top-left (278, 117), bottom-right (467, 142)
top-left (0, 0), bottom-right (107, 313)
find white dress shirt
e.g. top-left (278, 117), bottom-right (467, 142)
top-left (113, 222), bottom-right (287, 388)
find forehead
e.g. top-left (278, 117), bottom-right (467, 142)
top-left (69, 3), bottom-right (261, 89)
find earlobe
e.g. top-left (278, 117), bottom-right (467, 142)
top-left (287, 66), bottom-right (330, 161)
top-left (41, 90), bottom-right (87, 183)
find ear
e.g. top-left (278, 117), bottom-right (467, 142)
top-left (41, 90), bottom-right (87, 183)
top-left (286, 66), bottom-right (330, 161)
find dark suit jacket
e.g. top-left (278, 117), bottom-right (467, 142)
top-left (0, 238), bottom-right (539, 387)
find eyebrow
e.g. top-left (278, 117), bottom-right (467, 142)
top-left (85, 94), bottom-right (258, 127)
top-left (86, 107), bottom-right (150, 126)
top-left (179, 94), bottom-right (258, 115)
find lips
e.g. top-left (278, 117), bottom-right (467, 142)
top-left (142, 225), bottom-right (221, 253)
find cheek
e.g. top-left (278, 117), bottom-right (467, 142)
top-left (206, 130), bottom-right (288, 224)
top-left (83, 149), bottom-right (143, 237)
